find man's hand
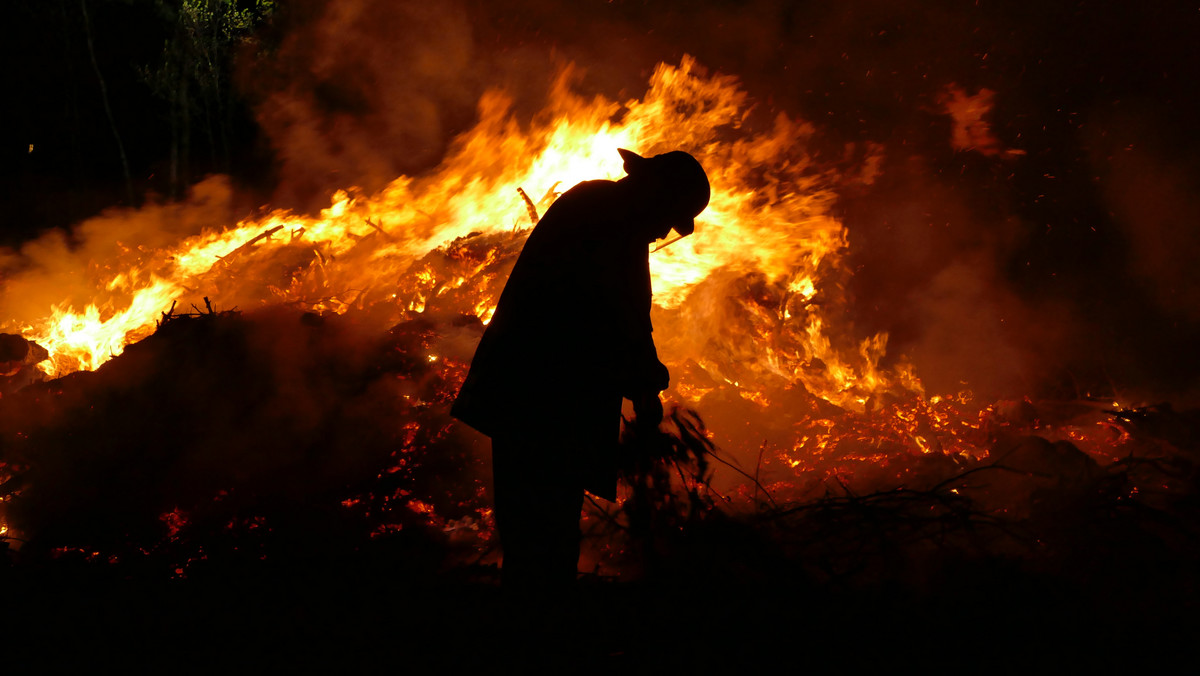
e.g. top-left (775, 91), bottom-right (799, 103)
top-left (632, 391), bottom-right (664, 429)
top-left (648, 360), bottom-right (670, 393)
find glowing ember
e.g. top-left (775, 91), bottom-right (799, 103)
top-left (939, 84), bottom-right (1026, 159)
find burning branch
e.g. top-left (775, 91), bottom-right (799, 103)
top-left (538, 182), bottom-right (562, 210)
top-left (364, 218), bottom-right (393, 240)
top-left (651, 234), bottom-right (686, 252)
top-left (218, 225), bottom-right (284, 264)
top-left (158, 297), bottom-right (225, 326)
top-left (516, 187), bottom-right (539, 225)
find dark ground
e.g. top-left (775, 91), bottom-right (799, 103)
top-left (2, 549), bottom-right (1194, 671)
top-left (0, 313), bottom-right (1196, 672)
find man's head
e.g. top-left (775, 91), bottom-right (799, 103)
top-left (618, 148), bottom-right (710, 241)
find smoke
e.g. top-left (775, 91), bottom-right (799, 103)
top-left (1081, 105), bottom-right (1200, 400)
top-left (240, 0), bottom-right (486, 209)
top-left (1087, 107), bottom-right (1200, 323)
top-left (0, 176), bottom-right (238, 330)
top-left (902, 257), bottom-right (1051, 398)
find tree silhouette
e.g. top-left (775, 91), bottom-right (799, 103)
top-left (140, 0), bottom-right (275, 197)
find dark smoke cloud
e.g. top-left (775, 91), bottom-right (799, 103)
top-left (242, 0), bottom-right (484, 208)
top-left (1086, 106), bottom-right (1200, 324)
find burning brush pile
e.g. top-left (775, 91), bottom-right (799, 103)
top-left (1, 58), bottom-right (1199, 644)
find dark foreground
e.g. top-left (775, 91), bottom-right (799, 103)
top-left (1, 311), bottom-right (1197, 670)
top-left (3, 524), bottom-right (1196, 672)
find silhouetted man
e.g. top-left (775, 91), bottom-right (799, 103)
top-left (451, 148), bottom-right (710, 588)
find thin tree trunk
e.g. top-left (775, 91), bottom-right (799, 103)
top-left (57, 0), bottom-right (84, 200)
top-left (180, 72), bottom-right (191, 189)
top-left (211, 12), bottom-right (231, 173)
top-left (169, 71), bottom-right (179, 199)
top-left (80, 0), bottom-right (135, 205)
top-left (201, 79), bottom-right (218, 169)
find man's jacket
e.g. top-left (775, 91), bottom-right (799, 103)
top-left (451, 180), bottom-right (667, 497)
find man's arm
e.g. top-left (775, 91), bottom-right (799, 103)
top-left (615, 245), bottom-right (668, 428)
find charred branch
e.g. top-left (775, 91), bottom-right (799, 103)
top-left (516, 187), bottom-right (539, 225)
top-left (217, 225), bottom-right (284, 264)
top-left (364, 218), bottom-right (393, 240)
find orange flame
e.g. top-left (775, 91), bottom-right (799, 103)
top-left (6, 57), bottom-right (913, 416)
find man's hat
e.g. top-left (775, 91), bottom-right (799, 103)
top-left (618, 148), bottom-right (710, 236)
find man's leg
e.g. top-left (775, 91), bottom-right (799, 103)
top-left (491, 436), bottom-right (585, 589)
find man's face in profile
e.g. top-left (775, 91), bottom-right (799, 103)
top-left (630, 175), bottom-right (694, 244)
top-left (648, 217), bottom-right (675, 243)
